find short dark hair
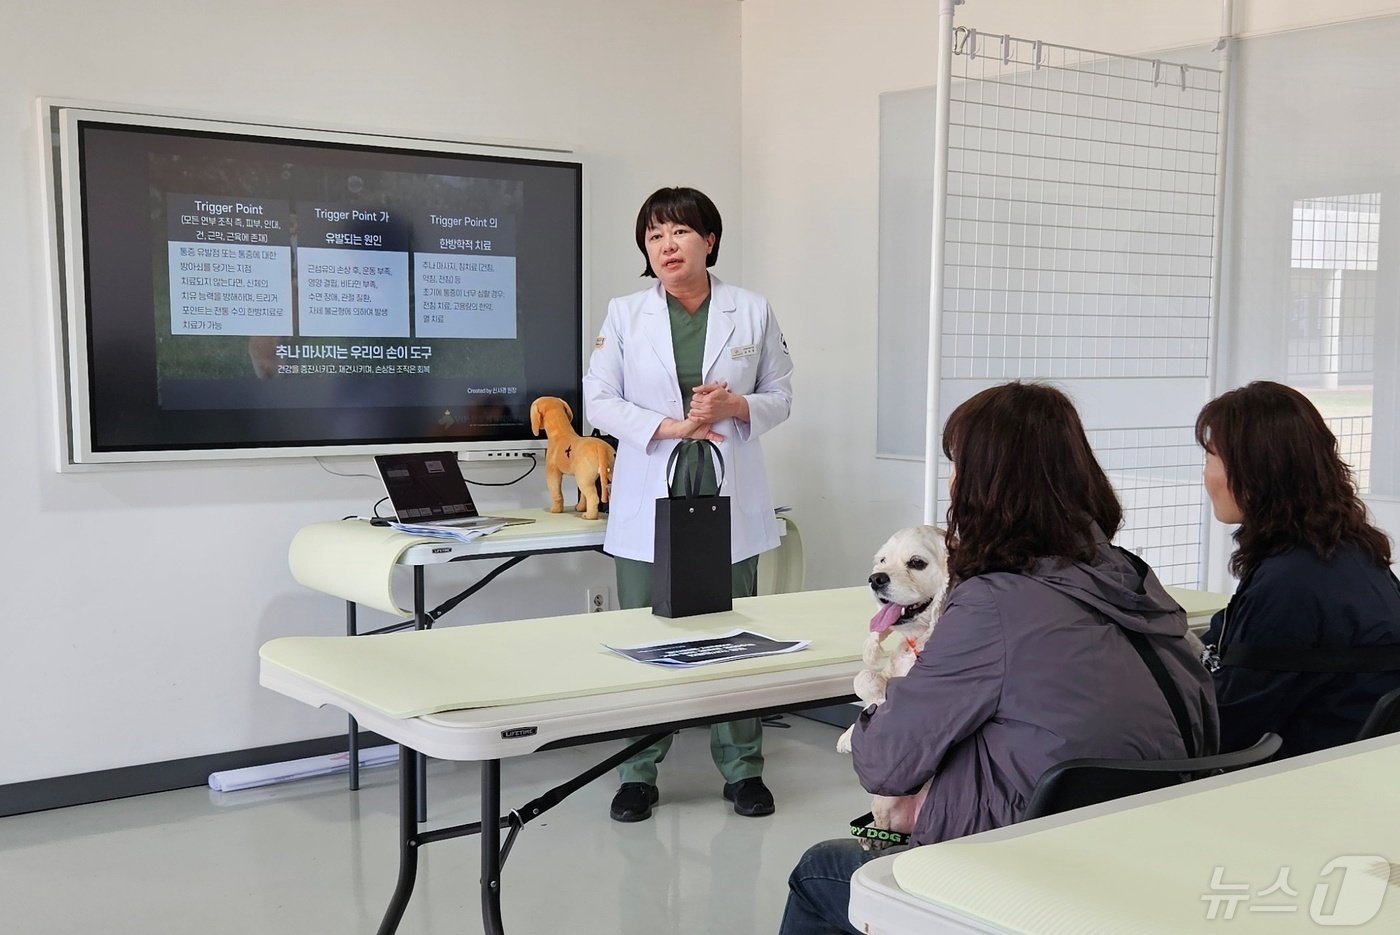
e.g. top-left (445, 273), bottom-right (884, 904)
top-left (1195, 381), bottom-right (1390, 577)
top-left (941, 382), bottom-right (1123, 582)
top-left (634, 187), bottom-right (722, 277)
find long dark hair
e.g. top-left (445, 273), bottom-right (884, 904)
top-left (942, 382), bottom-right (1122, 582)
top-left (1195, 381), bottom-right (1390, 577)
top-left (634, 187), bottom-right (722, 277)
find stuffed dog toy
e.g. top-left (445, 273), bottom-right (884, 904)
top-left (530, 397), bottom-right (616, 520)
top-left (837, 525), bottom-right (950, 843)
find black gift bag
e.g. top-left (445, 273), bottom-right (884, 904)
top-left (652, 440), bottom-right (732, 618)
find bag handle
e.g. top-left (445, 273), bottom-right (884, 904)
top-left (664, 439), bottom-right (726, 498)
top-left (1220, 642), bottom-right (1400, 673)
top-left (1122, 629), bottom-right (1198, 758)
top-left (1108, 546), bottom-right (1198, 758)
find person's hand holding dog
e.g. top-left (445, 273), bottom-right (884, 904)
top-left (688, 381), bottom-right (749, 424)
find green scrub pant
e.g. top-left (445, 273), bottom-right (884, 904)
top-left (613, 553), bottom-right (763, 785)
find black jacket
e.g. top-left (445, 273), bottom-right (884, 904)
top-left (1204, 543), bottom-right (1400, 758)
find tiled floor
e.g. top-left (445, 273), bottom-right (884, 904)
top-left (0, 716), bottom-right (865, 934)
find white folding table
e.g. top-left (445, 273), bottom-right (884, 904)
top-left (288, 510), bottom-right (802, 796)
top-left (260, 586), bottom-right (872, 935)
top-left (849, 734), bottom-right (1400, 934)
top-left (269, 539), bottom-right (1232, 934)
top-left (288, 509), bottom-right (608, 793)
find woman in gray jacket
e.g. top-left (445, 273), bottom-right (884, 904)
top-left (779, 382), bottom-right (1219, 935)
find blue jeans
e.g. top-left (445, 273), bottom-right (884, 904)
top-left (779, 838), bottom-right (910, 935)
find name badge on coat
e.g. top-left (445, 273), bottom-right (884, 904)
top-left (730, 344), bottom-right (757, 359)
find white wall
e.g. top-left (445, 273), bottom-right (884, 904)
top-left (739, 0), bottom-right (1400, 590)
top-left (9, 0), bottom-right (1400, 787)
top-left (0, 0), bottom-right (741, 784)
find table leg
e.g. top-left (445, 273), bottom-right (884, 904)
top-left (347, 600), bottom-right (360, 791)
top-left (376, 745), bottom-right (420, 935)
top-left (481, 759), bottom-right (504, 935)
top-left (365, 732), bottom-right (701, 933)
top-left (414, 568), bottom-right (429, 823)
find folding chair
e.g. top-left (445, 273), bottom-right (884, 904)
top-left (1022, 733), bottom-right (1282, 821)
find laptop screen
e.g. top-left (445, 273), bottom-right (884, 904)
top-left (374, 451), bottom-right (480, 522)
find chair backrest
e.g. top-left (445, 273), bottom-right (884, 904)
top-left (757, 514), bottom-right (805, 596)
top-left (1356, 686), bottom-right (1400, 741)
top-left (1022, 732), bottom-right (1282, 821)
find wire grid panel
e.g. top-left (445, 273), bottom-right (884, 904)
top-left (929, 426), bottom-right (1206, 588)
top-left (1287, 193), bottom-right (1379, 384)
top-left (1329, 415), bottom-right (1373, 494)
top-left (1094, 426), bottom-right (1206, 587)
top-left (943, 30), bottom-right (1221, 381)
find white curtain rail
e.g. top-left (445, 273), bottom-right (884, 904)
top-left (952, 26), bottom-right (1222, 88)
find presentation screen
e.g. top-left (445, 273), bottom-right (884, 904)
top-left (48, 106), bottom-right (583, 464)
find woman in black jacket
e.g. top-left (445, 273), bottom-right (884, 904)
top-left (1198, 381), bottom-right (1400, 757)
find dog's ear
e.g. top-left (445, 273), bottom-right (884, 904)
top-left (530, 398), bottom-right (543, 436)
top-left (919, 525), bottom-right (948, 558)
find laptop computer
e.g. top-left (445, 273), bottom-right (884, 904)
top-left (374, 451), bottom-right (535, 529)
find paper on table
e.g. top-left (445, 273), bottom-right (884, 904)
top-left (604, 629), bottom-right (810, 668)
top-left (387, 521), bottom-right (505, 541)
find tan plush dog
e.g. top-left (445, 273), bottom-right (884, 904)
top-left (530, 397), bottom-right (616, 520)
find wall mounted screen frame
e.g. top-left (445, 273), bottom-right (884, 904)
top-left (42, 101), bottom-right (585, 467)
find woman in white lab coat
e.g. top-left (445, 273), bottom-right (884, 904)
top-left (584, 186), bottom-right (793, 823)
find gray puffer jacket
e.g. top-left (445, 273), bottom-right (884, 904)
top-left (850, 534), bottom-right (1219, 846)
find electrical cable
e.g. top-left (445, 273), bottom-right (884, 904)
top-left (314, 456), bottom-right (378, 480)
top-left (462, 453), bottom-right (538, 486)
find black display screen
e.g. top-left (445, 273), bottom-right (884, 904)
top-left (67, 117), bottom-right (582, 459)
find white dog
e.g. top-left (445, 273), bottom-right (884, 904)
top-left (837, 525), bottom-right (950, 841)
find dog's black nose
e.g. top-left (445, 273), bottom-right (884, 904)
top-left (869, 572), bottom-right (889, 590)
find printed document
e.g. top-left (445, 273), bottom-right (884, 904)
top-left (604, 630), bottom-right (809, 668)
top-left (388, 521), bottom-right (504, 541)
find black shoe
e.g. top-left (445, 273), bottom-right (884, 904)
top-left (722, 778), bottom-right (775, 817)
top-left (610, 782), bottom-right (659, 822)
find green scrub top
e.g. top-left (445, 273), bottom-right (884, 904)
top-left (666, 292), bottom-right (719, 494)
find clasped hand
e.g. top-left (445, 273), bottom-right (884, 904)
top-left (688, 381), bottom-right (742, 424)
top-left (661, 418), bottom-right (724, 442)
top-left (656, 382), bottom-right (743, 443)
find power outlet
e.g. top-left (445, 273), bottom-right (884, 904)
top-left (586, 586), bottom-right (610, 613)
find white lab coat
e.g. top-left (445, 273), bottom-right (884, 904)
top-left (583, 276), bottom-right (793, 563)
